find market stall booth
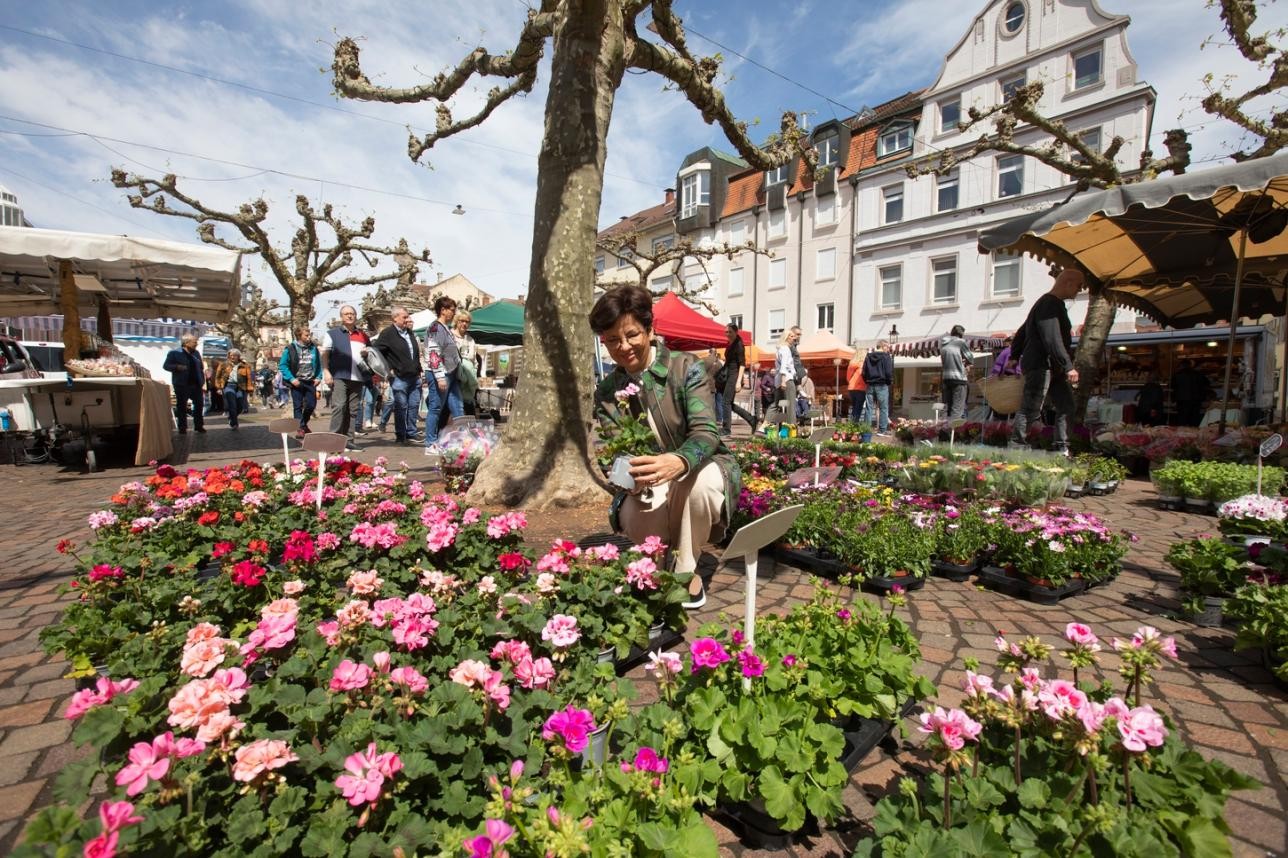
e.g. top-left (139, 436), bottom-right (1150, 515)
top-left (0, 227), bottom-right (241, 468)
top-left (979, 151), bottom-right (1288, 429)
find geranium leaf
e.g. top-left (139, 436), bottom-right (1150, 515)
top-left (758, 765), bottom-right (804, 830)
top-left (1016, 778), bottom-right (1049, 809)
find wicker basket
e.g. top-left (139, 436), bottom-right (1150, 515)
top-left (982, 375), bottom-right (1024, 415)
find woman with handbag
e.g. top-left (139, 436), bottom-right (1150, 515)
top-left (452, 310), bottom-right (480, 417)
top-left (422, 296), bottom-right (465, 452)
top-left (215, 349), bottom-right (254, 430)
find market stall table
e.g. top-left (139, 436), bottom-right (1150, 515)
top-left (0, 375), bottom-right (173, 469)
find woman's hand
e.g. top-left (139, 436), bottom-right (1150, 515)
top-left (629, 453), bottom-right (687, 488)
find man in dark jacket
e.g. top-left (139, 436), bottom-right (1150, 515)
top-left (720, 323), bottom-right (758, 435)
top-left (861, 339), bottom-right (894, 433)
top-left (372, 307), bottom-right (423, 443)
top-left (1007, 268), bottom-right (1085, 452)
top-left (162, 334), bottom-right (205, 434)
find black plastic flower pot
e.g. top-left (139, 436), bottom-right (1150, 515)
top-left (862, 573), bottom-right (926, 595)
top-left (930, 558), bottom-right (976, 581)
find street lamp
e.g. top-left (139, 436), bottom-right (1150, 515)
top-left (888, 324), bottom-right (900, 345)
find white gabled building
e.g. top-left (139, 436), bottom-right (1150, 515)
top-left (598, 0), bottom-right (1158, 415)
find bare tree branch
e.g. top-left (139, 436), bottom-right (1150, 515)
top-left (1201, 0), bottom-right (1287, 160)
top-left (214, 282), bottom-right (288, 361)
top-left (596, 229), bottom-right (770, 313)
top-left (628, 1), bottom-right (816, 173)
top-left (110, 169), bottom-right (428, 326)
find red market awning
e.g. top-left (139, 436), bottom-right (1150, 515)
top-left (651, 291), bottom-right (750, 352)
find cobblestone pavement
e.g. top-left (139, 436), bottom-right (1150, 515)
top-left (0, 419), bottom-right (1283, 856)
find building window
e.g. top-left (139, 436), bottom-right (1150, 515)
top-left (883, 184), bottom-right (904, 224)
top-left (651, 276), bottom-right (672, 291)
top-left (615, 249), bottom-right (633, 268)
top-left (997, 154), bottom-right (1024, 198)
top-left (1073, 128), bottom-right (1102, 164)
top-left (1001, 72), bottom-right (1027, 101)
top-left (728, 267), bottom-right (745, 297)
top-left (729, 314), bottom-right (743, 331)
top-left (1003, 1), bottom-right (1025, 33)
top-left (684, 272), bottom-right (709, 296)
top-left (940, 99), bottom-right (960, 132)
top-left (816, 194), bottom-right (836, 226)
top-left (769, 209), bottom-right (786, 239)
top-left (680, 171), bottom-right (709, 218)
top-left (817, 302), bottom-right (835, 332)
top-left (878, 265), bottom-right (902, 310)
top-left (594, 256), bottom-right (605, 274)
top-left (816, 131), bottom-right (840, 167)
top-left (992, 251), bottom-right (1022, 298)
top-left (931, 256), bottom-right (958, 304)
top-left (1073, 46), bottom-right (1102, 90)
top-left (769, 258), bottom-right (787, 290)
top-left (768, 309), bottom-right (786, 342)
top-left (816, 248), bottom-right (836, 281)
top-left (651, 235), bottom-right (674, 254)
top-left (728, 220), bottom-right (747, 245)
top-left (877, 123), bottom-right (913, 157)
top-left (766, 164), bottom-right (789, 186)
top-left (936, 171), bottom-right (959, 212)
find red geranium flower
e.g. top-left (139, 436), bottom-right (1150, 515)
top-left (498, 552), bottom-right (531, 573)
top-left (211, 541), bottom-right (235, 559)
top-left (231, 560), bottom-right (265, 587)
top-left (248, 539), bottom-right (270, 555)
top-left (197, 511), bottom-right (221, 526)
top-left (56, 539), bottom-right (75, 555)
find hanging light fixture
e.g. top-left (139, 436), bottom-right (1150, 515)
top-left (451, 204), bottom-right (465, 216)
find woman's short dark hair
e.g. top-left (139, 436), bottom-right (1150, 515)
top-left (589, 285), bottom-right (653, 334)
top-left (433, 296), bottom-right (457, 316)
top-left (950, 324), bottom-right (965, 337)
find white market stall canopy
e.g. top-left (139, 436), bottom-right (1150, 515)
top-left (0, 227), bottom-right (242, 322)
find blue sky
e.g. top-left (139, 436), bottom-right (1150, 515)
top-left (0, 0), bottom-right (1282, 317)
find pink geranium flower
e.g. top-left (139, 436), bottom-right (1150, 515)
top-left (542, 706), bottom-right (596, 753)
top-left (1037, 679), bottom-right (1088, 721)
top-left (335, 742), bottom-right (402, 808)
top-left (513, 656), bottom-right (555, 690)
top-left (65, 677), bottom-right (140, 720)
top-left (1064, 622), bottom-right (1099, 647)
top-left (347, 569), bottom-right (384, 595)
top-left (97, 800), bottom-right (143, 834)
top-left (329, 659), bottom-right (373, 692)
top-left (390, 666), bottom-right (429, 694)
top-left (625, 557), bottom-right (658, 590)
top-left (738, 649), bottom-right (766, 678)
top-left (917, 707), bottom-right (982, 751)
top-left (690, 637), bottom-right (731, 671)
top-left (232, 739), bottom-right (298, 783)
top-left (541, 614), bottom-right (581, 648)
top-left (83, 831), bottom-right (119, 858)
top-left (464, 819), bottom-right (516, 858)
top-left (114, 732), bottom-right (205, 796)
top-left (1119, 705), bottom-right (1168, 752)
top-left (632, 746), bottom-right (669, 773)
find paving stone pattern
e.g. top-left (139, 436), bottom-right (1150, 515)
top-left (0, 418), bottom-right (1283, 856)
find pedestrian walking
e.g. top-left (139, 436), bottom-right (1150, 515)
top-left (1007, 268), bottom-right (1085, 453)
top-left (720, 323), bottom-right (757, 435)
top-left (861, 340), bottom-right (894, 434)
top-left (940, 324), bottom-right (974, 420)
top-left (321, 305), bottom-right (370, 452)
top-left (162, 334), bottom-right (205, 434)
top-left (846, 343), bottom-right (869, 423)
top-left (774, 326), bottom-right (803, 424)
top-left (279, 326), bottom-right (322, 439)
top-left (215, 348), bottom-right (253, 429)
top-left (372, 307), bottom-right (423, 443)
top-left (422, 296), bottom-right (465, 452)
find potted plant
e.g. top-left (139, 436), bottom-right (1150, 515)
top-left (833, 506), bottom-right (934, 591)
top-left (1216, 494), bottom-right (1288, 546)
top-left (857, 421), bottom-right (874, 444)
top-left (853, 624), bottom-right (1257, 856)
top-left (1151, 462), bottom-right (1184, 509)
top-left (931, 505), bottom-right (988, 580)
top-left (1226, 580), bottom-right (1288, 687)
top-left (1165, 536), bottom-right (1253, 626)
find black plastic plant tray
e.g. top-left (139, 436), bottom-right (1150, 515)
top-left (977, 565), bottom-right (1085, 604)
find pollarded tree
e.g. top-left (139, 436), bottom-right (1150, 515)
top-left (214, 282), bottom-right (288, 366)
top-left (110, 170), bottom-right (429, 330)
top-left (332, 1), bottom-right (813, 509)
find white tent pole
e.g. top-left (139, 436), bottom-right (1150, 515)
top-left (316, 451), bottom-right (326, 510)
top-left (1220, 228), bottom-right (1251, 436)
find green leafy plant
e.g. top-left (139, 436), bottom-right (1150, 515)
top-left (1226, 581), bottom-right (1288, 683)
top-left (1164, 537), bottom-right (1252, 598)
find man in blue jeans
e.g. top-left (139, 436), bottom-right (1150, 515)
top-left (279, 326), bottom-right (322, 439)
top-left (162, 334), bottom-right (205, 434)
top-left (861, 339), bottom-right (894, 433)
top-left (372, 307), bottom-right (423, 443)
top-left (1008, 269), bottom-right (1084, 453)
top-left (422, 296), bottom-right (464, 452)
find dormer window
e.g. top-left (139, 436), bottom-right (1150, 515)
top-left (765, 164), bottom-right (789, 186)
top-left (877, 123), bottom-right (913, 158)
top-left (680, 171), bottom-right (710, 219)
top-left (815, 130), bottom-right (840, 167)
top-left (1074, 46), bottom-right (1103, 90)
top-left (1003, 2), bottom-right (1025, 34)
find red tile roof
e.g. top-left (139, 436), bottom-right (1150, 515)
top-left (597, 198), bottom-right (676, 240)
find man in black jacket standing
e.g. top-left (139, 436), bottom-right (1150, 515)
top-left (1007, 268), bottom-right (1085, 453)
top-left (720, 323), bottom-right (758, 436)
top-left (372, 307), bottom-right (423, 443)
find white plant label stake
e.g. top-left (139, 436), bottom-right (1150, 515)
top-left (720, 504), bottom-right (804, 690)
top-left (810, 427), bottom-right (833, 488)
top-left (1257, 433), bottom-right (1281, 496)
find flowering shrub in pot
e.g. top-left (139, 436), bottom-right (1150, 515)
top-left (986, 508), bottom-right (1130, 588)
top-left (853, 624), bottom-right (1257, 857)
top-left (832, 505), bottom-right (935, 582)
top-left (1216, 494), bottom-right (1288, 542)
top-left (931, 504), bottom-right (990, 573)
